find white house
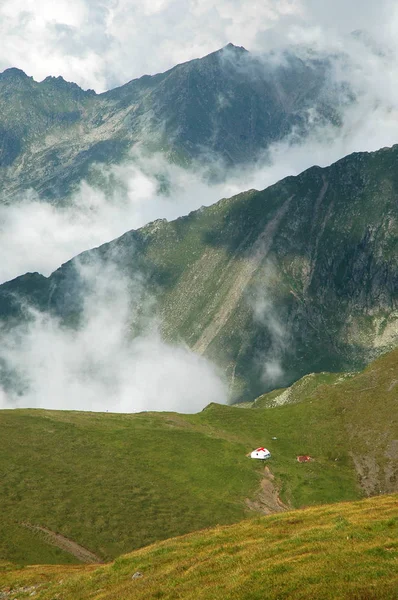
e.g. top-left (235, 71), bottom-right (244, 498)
top-left (250, 447), bottom-right (271, 460)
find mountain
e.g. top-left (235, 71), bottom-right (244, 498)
top-left (0, 44), bottom-right (344, 202)
top-left (1, 144), bottom-right (397, 401)
top-left (0, 346), bottom-right (397, 567)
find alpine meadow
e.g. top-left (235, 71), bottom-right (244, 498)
top-left (0, 2), bottom-right (397, 599)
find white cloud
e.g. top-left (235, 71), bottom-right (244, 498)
top-left (3, 0), bottom-right (395, 91)
top-left (0, 0), bottom-right (273, 90)
top-left (247, 262), bottom-right (289, 388)
top-left (0, 260), bottom-right (227, 412)
top-left (1, 57), bottom-right (398, 286)
top-left (0, 151), bottom-right (254, 284)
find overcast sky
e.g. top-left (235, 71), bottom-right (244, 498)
top-left (0, 0), bottom-right (397, 91)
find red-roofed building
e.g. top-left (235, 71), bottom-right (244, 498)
top-left (297, 455), bottom-right (312, 463)
top-left (250, 447), bottom-right (271, 460)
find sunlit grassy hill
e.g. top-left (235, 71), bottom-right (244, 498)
top-left (251, 347), bottom-right (398, 498)
top-left (2, 495), bottom-right (397, 600)
top-left (0, 401), bottom-right (359, 567)
top-left (0, 348), bottom-right (397, 567)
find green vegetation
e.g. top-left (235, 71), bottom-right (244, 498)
top-left (1, 348), bottom-right (397, 566)
top-left (2, 495), bottom-right (397, 599)
top-left (2, 144), bottom-right (398, 403)
top-left (249, 348), bottom-right (398, 501)
top-left (1, 44), bottom-right (397, 599)
top-left (253, 372), bottom-right (345, 408)
top-left (0, 408), bottom-right (262, 565)
top-left (0, 399), bottom-right (359, 566)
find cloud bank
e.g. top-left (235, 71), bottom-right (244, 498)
top-left (0, 260), bottom-right (227, 413)
top-left (0, 151), bottom-right (261, 284)
top-left (0, 0), bottom-right (397, 91)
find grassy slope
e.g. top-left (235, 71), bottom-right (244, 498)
top-left (147, 147), bottom-right (398, 401)
top-left (251, 348), bottom-right (398, 498)
top-left (0, 349), bottom-right (396, 566)
top-left (2, 495), bottom-right (397, 600)
top-left (0, 402), bottom-right (360, 566)
top-left (0, 409), bottom-right (263, 565)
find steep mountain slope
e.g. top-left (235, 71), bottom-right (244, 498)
top-left (0, 44), bottom-right (343, 201)
top-left (2, 495), bottom-right (397, 600)
top-left (1, 144), bottom-right (397, 401)
top-left (0, 348), bottom-right (397, 566)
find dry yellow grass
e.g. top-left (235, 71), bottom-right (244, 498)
top-left (2, 494), bottom-right (397, 600)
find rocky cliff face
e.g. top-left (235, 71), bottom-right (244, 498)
top-left (1, 145), bottom-right (397, 402)
top-left (0, 45), bottom-right (343, 202)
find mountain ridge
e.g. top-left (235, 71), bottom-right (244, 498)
top-left (1, 143), bottom-right (397, 402)
top-left (0, 43), bottom-right (248, 92)
top-left (0, 43), bottom-right (344, 201)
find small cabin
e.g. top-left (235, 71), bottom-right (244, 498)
top-left (251, 447), bottom-right (271, 460)
top-left (297, 455), bottom-right (311, 463)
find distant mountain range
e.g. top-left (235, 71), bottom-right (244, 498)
top-left (0, 43), bottom-right (346, 202)
top-left (1, 144), bottom-right (397, 402)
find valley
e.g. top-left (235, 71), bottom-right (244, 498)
top-left (0, 348), bottom-right (396, 567)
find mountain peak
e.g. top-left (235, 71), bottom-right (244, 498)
top-left (221, 43), bottom-right (248, 53)
top-left (0, 67), bottom-right (29, 80)
top-left (197, 43), bottom-right (248, 65)
top-left (41, 74), bottom-right (96, 95)
top-left (42, 75), bottom-right (67, 84)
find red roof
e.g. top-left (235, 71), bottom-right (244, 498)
top-left (297, 455), bottom-right (311, 462)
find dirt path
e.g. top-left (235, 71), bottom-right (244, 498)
top-left (246, 466), bottom-right (289, 515)
top-left (21, 523), bottom-right (104, 564)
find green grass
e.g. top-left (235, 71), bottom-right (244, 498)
top-left (1, 495), bottom-right (397, 599)
top-left (0, 348), bottom-right (397, 566)
top-left (0, 409), bottom-right (262, 564)
top-left (0, 400), bottom-right (359, 566)
top-left (252, 372), bottom-right (346, 408)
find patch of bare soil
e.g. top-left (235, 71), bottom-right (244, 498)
top-left (245, 466), bottom-right (289, 515)
top-left (21, 523), bottom-right (103, 564)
